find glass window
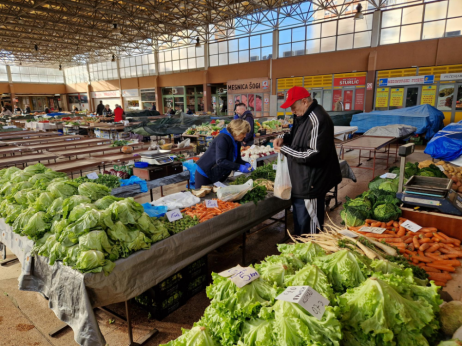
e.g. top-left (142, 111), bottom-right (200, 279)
top-left (425, 1), bottom-right (448, 21)
top-left (446, 17), bottom-right (462, 35)
top-left (422, 20), bottom-right (446, 39)
top-left (188, 58), bottom-right (197, 69)
top-left (400, 23), bottom-right (422, 42)
top-left (210, 55), bottom-right (218, 67)
top-left (306, 39), bottom-right (320, 54)
top-left (261, 33), bottom-right (272, 46)
top-left (229, 52), bottom-right (239, 64)
top-left (250, 35), bottom-right (260, 49)
top-left (337, 34), bottom-right (354, 50)
top-left (306, 24), bottom-right (321, 39)
top-left (292, 41), bottom-right (305, 55)
top-left (338, 18), bottom-right (354, 35)
top-left (321, 21), bottom-right (337, 37)
top-left (196, 45), bottom-right (204, 56)
top-left (180, 59), bottom-right (188, 70)
top-left (219, 53), bottom-right (228, 65)
top-left (354, 31), bottom-right (371, 48)
top-left (437, 84), bottom-right (455, 111)
top-left (381, 27), bottom-right (400, 45)
top-left (250, 48), bottom-right (260, 60)
top-left (219, 41), bottom-right (228, 53)
top-left (322, 90), bottom-right (333, 111)
top-left (455, 85), bottom-right (462, 111)
top-left (292, 26), bottom-right (306, 41)
top-left (209, 43), bottom-right (218, 55)
top-left (239, 37), bottom-right (249, 50)
top-left (279, 29), bottom-right (291, 44)
top-left (321, 37), bottom-right (336, 52)
top-left (172, 60), bottom-right (180, 71)
top-left (164, 50), bottom-right (172, 62)
top-left (406, 87), bottom-right (419, 107)
top-left (239, 50), bottom-right (249, 63)
top-left (382, 9), bottom-right (402, 28)
top-left (196, 57), bottom-right (205, 68)
top-left (448, 0), bottom-right (462, 18)
top-left (402, 5), bottom-right (423, 25)
top-left (355, 14), bottom-right (373, 32)
top-left (279, 43), bottom-right (292, 57)
top-left (172, 49), bottom-right (179, 60)
top-left (229, 39), bottom-right (239, 52)
top-left (261, 47), bottom-right (272, 59)
top-left (179, 48), bottom-right (188, 59)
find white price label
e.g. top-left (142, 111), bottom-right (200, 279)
top-left (214, 182), bottom-right (227, 188)
top-left (437, 165), bottom-right (445, 172)
top-left (359, 227), bottom-right (386, 234)
top-left (273, 164), bottom-right (277, 170)
top-left (128, 160), bottom-right (135, 166)
top-left (401, 220), bottom-right (422, 233)
top-left (250, 145), bottom-right (256, 150)
top-left (380, 173), bottom-right (397, 179)
top-left (218, 265), bottom-right (242, 278)
top-left (229, 267), bottom-right (260, 288)
top-left (234, 171), bottom-right (243, 176)
top-left (276, 286), bottom-right (330, 320)
top-left (86, 172), bottom-right (99, 180)
top-left (339, 229), bottom-right (359, 238)
top-left (166, 209), bottom-right (183, 222)
top-left (205, 200), bottom-right (218, 208)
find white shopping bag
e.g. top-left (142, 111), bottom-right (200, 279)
top-left (273, 153), bottom-right (292, 200)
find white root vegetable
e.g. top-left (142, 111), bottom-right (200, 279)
top-left (361, 237), bottom-right (397, 256)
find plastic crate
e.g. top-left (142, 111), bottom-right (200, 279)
top-left (134, 287), bottom-right (187, 320)
top-left (181, 255), bottom-right (207, 280)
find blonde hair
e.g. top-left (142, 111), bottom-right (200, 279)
top-left (227, 119), bottom-right (250, 137)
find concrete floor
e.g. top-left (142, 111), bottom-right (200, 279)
top-left (1, 144), bottom-right (461, 346)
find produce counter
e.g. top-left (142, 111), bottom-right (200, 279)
top-left (10, 194), bottom-right (290, 346)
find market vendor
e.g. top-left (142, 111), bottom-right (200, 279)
top-left (234, 103), bottom-right (255, 146)
top-left (103, 104), bottom-right (112, 116)
top-left (195, 119), bottom-right (254, 189)
top-left (25, 105), bottom-right (31, 114)
top-left (114, 104), bottom-right (124, 122)
top-left (273, 86), bottom-right (342, 235)
top-left (1, 107), bottom-right (12, 116)
top-left (14, 105), bottom-right (21, 113)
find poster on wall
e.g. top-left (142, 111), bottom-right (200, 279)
top-left (375, 88), bottom-right (389, 108)
top-left (437, 85), bottom-right (454, 111)
top-left (332, 90), bottom-right (342, 111)
top-left (354, 89), bottom-right (365, 111)
top-left (127, 100), bottom-right (139, 108)
top-left (421, 86), bottom-right (436, 106)
top-left (343, 90), bottom-right (353, 111)
top-left (390, 88), bottom-right (404, 107)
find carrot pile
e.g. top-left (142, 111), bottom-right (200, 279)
top-left (349, 217), bottom-right (461, 287)
top-left (181, 199), bottom-right (241, 223)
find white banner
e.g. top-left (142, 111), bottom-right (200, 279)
top-left (91, 90), bottom-right (120, 98)
top-left (440, 73), bottom-right (462, 81)
top-left (122, 89), bottom-right (139, 97)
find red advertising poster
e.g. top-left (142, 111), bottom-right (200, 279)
top-left (343, 89), bottom-right (353, 111)
top-left (332, 89), bottom-right (342, 111)
top-left (333, 76), bottom-right (366, 87)
top-left (354, 89), bottom-right (365, 110)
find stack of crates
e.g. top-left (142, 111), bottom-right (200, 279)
top-left (134, 255), bottom-right (208, 320)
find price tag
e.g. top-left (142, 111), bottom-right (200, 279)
top-left (359, 227), bottom-right (386, 234)
top-left (401, 220), bottom-right (422, 233)
top-left (380, 173), bottom-right (397, 179)
top-left (276, 286), bottom-right (330, 320)
top-left (273, 164), bottom-right (277, 170)
top-left (339, 229), bottom-right (359, 238)
top-left (229, 267), bottom-right (260, 288)
top-left (234, 171), bottom-right (243, 176)
top-left (86, 172), bottom-right (99, 180)
top-left (166, 209), bottom-right (182, 222)
top-left (205, 200), bottom-right (218, 208)
top-left (214, 182), bottom-right (227, 188)
top-left (218, 265), bottom-right (242, 278)
top-left (250, 145), bottom-right (256, 150)
top-left (437, 165), bottom-right (445, 172)
top-left (128, 160), bottom-right (135, 166)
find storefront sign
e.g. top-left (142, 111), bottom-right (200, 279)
top-left (390, 88), bottom-right (404, 107)
top-left (367, 83), bottom-right (373, 90)
top-left (343, 89), bottom-right (353, 110)
top-left (122, 89), bottom-right (139, 97)
top-left (354, 89), bottom-right (365, 111)
top-left (91, 90), bottom-right (120, 98)
top-left (440, 73), bottom-right (462, 81)
top-left (264, 97), bottom-right (269, 104)
top-left (227, 78), bottom-right (270, 94)
top-left (333, 76), bottom-right (366, 87)
top-left (378, 75), bottom-right (434, 87)
top-left (437, 84), bottom-right (454, 111)
top-left (420, 85), bottom-right (437, 106)
top-left (375, 88), bottom-right (389, 108)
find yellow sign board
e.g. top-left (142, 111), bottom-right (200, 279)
top-left (390, 88), bottom-right (404, 107)
top-left (421, 85), bottom-right (437, 106)
top-left (376, 88), bottom-right (389, 108)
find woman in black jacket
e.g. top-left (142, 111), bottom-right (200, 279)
top-left (195, 119), bottom-right (253, 189)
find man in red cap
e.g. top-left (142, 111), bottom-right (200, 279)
top-left (273, 86), bottom-right (342, 235)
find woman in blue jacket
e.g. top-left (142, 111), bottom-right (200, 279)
top-left (195, 119), bottom-right (253, 188)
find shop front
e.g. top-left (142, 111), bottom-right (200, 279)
top-left (15, 95), bottom-right (63, 112)
top-left (375, 65), bottom-right (462, 125)
top-left (161, 85), bottom-right (204, 114)
top-left (277, 72), bottom-right (367, 116)
top-left (68, 93), bottom-right (89, 112)
top-left (91, 90), bottom-right (120, 113)
top-left (140, 88), bottom-right (156, 110)
top-left (227, 78), bottom-right (270, 118)
top-left (211, 84), bottom-right (227, 116)
top-left (122, 89), bottom-right (141, 111)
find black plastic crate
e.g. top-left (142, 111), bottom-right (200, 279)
top-left (181, 255), bottom-right (208, 280)
top-left (186, 273), bottom-right (208, 298)
top-left (134, 287), bottom-right (187, 320)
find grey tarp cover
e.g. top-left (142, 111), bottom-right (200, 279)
top-left (339, 159), bottom-right (356, 182)
top-left (16, 195), bottom-right (291, 346)
top-left (363, 124), bottom-right (417, 138)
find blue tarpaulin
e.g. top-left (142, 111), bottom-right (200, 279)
top-left (424, 121), bottom-right (462, 161)
top-left (350, 105), bottom-right (445, 139)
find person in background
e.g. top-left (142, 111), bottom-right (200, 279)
top-left (234, 103), bottom-right (254, 147)
top-left (166, 107), bottom-right (175, 115)
top-left (114, 104), bottom-right (124, 122)
top-left (96, 101), bottom-right (105, 115)
top-left (73, 106), bottom-right (79, 112)
top-left (1, 107), bottom-right (12, 116)
top-left (25, 105), bottom-right (31, 114)
top-left (4, 103), bottom-right (12, 112)
top-left (14, 105), bottom-right (21, 113)
top-left (195, 119), bottom-right (253, 189)
top-left (174, 105), bottom-right (182, 116)
top-left (151, 104), bottom-right (160, 115)
top-left (44, 107), bottom-right (50, 114)
top-left (273, 86), bottom-right (342, 235)
top-left (186, 108), bottom-right (194, 115)
top-left (103, 104), bottom-right (112, 116)
top-left (334, 97), bottom-right (344, 111)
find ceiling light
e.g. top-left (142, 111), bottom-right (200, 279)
top-left (111, 54), bottom-right (115, 62)
top-left (195, 37), bottom-right (200, 48)
top-left (112, 23), bottom-right (122, 36)
top-left (354, 3), bottom-right (364, 20)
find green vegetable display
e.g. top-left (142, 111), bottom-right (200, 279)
top-left (231, 163), bottom-right (276, 185)
top-left (240, 185), bottom-right (267, 205)
top-left (160, 214), bottom-right (200, 235)
top-left (73, 174), bottom-right (121, 189)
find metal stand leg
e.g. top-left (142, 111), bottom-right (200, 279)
top-left (0, 242), bottom-right (5, 260)
top-left (241, 231), bottom-right (246, 266)
top-left (160, 186), bottom-right (164, 197)
top-left (150, 189), bottom-right (153, 202)
top-left (49, 323), bottom-right (69, 337)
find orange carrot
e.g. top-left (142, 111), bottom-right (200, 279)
top-left (425, 253), bottom-right (444, 261)
top-left (426, 263), bottom-right (456, 272)
top-left (426, 244), bottom-right (440, 253)
top-left (399, 217), bottom-right (408, 222)
top-left (414, 255), bottom-right (432, 263)
top-left (431, 260), bottom-right (461, 267)
top-left (419, 243), bottom-right (431, 252)
top-left (386, 220), bottom-right (394, 227)
top-left (371, 222), bottom-right (382, 227)
top-left (433, 233), bottom-right (448, 243)
top-left (408, 244), bottom-right (415, 251)
top-left (420, 227), bottom-right (438, 232)
top-left (424, 232), bottom-right (434, 238)
top-left (365, 219), bottom-right (380, 224)
top-left (393, 221), bottom-right (399, 228)
top-left (441, 254), bottom-right (461, 259)
top-left (421, 266), bottom-right (441, 273)
top-left (397, 226), bottom-right (406, 237)
top-left (433, 281), bottom-right (446, 287)
top-left (413, 237), bottom-right (420, 249)
top-left (419, 238), bottom-right (433, 244)
top-left (427, 272), bottom-right (452, 281)
top-left (404, 237), bottom-right (414, 244)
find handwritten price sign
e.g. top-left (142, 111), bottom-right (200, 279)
top-left (218, 265), bottom-right (242, 278)
top-left (218, 266), bottom-right (260, 287)
top-left (86, 172), bottom-right (99, 180)
top-left (205, 200), bottom-right (218, 208)
top-left (276, 286), bottom-right (330, 320)
top-left (166, 209), bottom-right (183, 222)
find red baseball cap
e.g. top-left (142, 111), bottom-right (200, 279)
top-left (281, 86), bottom-right (311, 109)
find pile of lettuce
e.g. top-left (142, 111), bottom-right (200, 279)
top-left (161, 242), bottom-right (443, 346)
top-left (0, 164), bottom-right (170, 275)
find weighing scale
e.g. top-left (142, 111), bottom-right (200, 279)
top-left (396, 143), bottom-right (462, 216)
top-left (139, 150), bottom-right (174, 165)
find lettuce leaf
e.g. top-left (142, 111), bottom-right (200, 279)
top-left (160, 326), bottom-right (219, 346)
top-left (35, 192), bottom-right (55, 211)
top-left (21, 211), bottom-right (52, 240)
top-left (79, 230), bottom-right (113, 254)
top-left (109, 197), bottom-right (144, 224)
top-left (62, 195), bottom-right (92, 218)
top-left (277, 242), bottom-right (325, 264)
top-left (77, 182), bottom-right (111, 201)
top-left (284, 264), bottom-right (335, 302)
top-left (47, 180), bottom-right (79, 199)
top-left (94, 195), bottom-right (124, 210)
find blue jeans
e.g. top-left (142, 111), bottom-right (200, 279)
top-left (292, 197), bottom-right (325, 236)
top-left (194, 170), bottom-right (212, 189)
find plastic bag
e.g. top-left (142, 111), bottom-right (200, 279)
top-left (217, 180), bottom-right (253, 202)
top-left (183, 160), bottom-right (197, 189)
top-left (142, 203), bottom-right (168, 217)
top-left (274, 154), bottom-right (292, 200)
top-left (151, 191), bottom-right (200, 210)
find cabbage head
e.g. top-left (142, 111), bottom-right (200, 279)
top-left (340, 205), bottom-right (370, 227)
top-left (77, 182), bottom-right (111, 201)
